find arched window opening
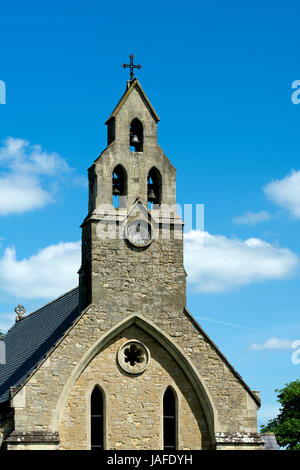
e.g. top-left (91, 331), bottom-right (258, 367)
top-left (163, 387), bottom-right (177, 450)
top-left (112, 164), bottom-right (127, 209)
top-left (147, 167), bottom-right (162, 209)
top-left (130, 118), bottom-right (143, 152)
top-left (91, 387), bottom-right (104, 450)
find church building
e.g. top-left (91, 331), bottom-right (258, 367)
top-left (0, 67), bottom-right (264, 450)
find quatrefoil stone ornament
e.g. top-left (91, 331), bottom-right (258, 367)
top-left (117, 340), bottom-right (150, 374)
top-left (15, 305), bottom-right (26, 322)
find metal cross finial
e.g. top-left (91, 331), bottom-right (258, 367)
top-left (122, 54), bottom-right (142, 81)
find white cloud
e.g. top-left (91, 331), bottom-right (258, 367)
top-left (264, 170), bottom-right (300, 218)
top-left (184, 230), bottom-right (299, 293)
top-left (233, 211), bottom-right (272, 226)
top-left (0, 137), bottom-right (70, 215)
top-left (0, 312), bottom-right (16, 334)
top-left (0, 174), bottom-right (52, 215)
top-left (0, 241), bottom-right (81, 299)
top-left (250, 337), bottom-right (294, 350)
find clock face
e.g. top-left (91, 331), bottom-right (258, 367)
top-left (126, 219), bottom-right (152, 247)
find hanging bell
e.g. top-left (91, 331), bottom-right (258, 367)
top-left (148, 188), bottom-right (157, 202)
top-left (112, 174), bottom-right (120, 196)
top-left (113, 186), bottom-right (121, 196)
top-left (131, 134), bottom-right (140, 144)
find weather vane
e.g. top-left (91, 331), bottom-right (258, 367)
top-left (122, 54), bottom-right (142, 81)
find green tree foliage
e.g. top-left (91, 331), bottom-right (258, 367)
top-left (261, 380), bottom-right (300, 450)
top-left (0, 329), bottom-right (4, 340)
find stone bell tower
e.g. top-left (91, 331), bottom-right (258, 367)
top-left (0, 61), bottom-right (263, 451)
top-left (79, 78), bottom-right (186, 316)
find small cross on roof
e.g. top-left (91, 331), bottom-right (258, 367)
top-left (122, 54), bottom-right (142, 81)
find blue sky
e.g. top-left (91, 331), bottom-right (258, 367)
top-left (1, 0), bottom-right (300, 427)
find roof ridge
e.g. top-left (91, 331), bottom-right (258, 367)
top-left (9, 287), bottom-right (79, 327)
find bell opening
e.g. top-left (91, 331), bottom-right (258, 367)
top-left (147, 167), bottom-right (162, 209)
top-left (112, 165), bottom-right (127, 208)
top-left (130, 118), bottom-right (143, 152)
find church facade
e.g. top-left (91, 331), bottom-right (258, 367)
top-left (0, 78), bottom-right (264, 450)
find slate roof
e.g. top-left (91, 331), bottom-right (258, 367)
top-left (0, 287), bottom-right (80, 404)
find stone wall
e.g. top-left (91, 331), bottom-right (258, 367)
top-left (89, 224), bottom-right (186, 313)
top-left (7, 294), bottom-right (261, 449)
top-left (59, 325), bottom-right (210, 450)
top-left (89, 86), bottom-right (176, 212)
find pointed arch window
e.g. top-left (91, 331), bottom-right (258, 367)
top-left (147, 167), bottom-right (162, 209)
top-left (112, 164), bottom-right (127, 208)
top-left (163, 387), bottom-right (177, 450)
top-left (130, 118), bottom-right (143, 152)
top-left (91, 387), bottom-right (104, 450)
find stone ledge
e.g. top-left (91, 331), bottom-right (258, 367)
top-left (215, 432), bottom-right (264, 445)
top-left (5, 431), bottom-right (59, 444)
